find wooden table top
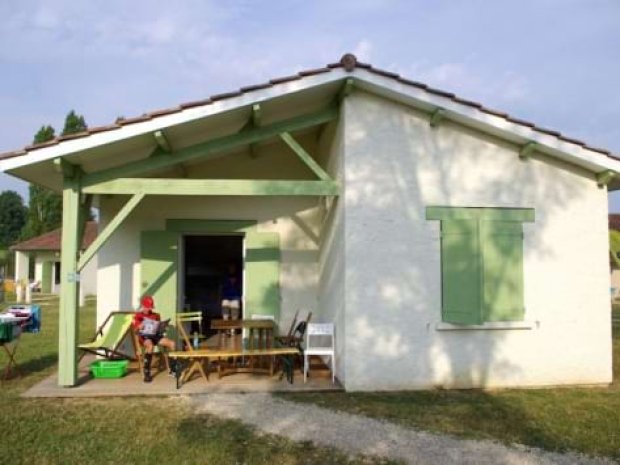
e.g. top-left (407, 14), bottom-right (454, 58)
top-left (211, 319), bottom-right (275, 330)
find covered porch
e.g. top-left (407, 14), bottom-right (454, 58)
top-left (13, 78), bottom-right (349, 388)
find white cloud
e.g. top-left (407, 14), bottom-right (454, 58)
top-left (352, 39), bottom-right (373, 62)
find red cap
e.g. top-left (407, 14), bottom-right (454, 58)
top-left (141, 295), bottom-right (154, 310)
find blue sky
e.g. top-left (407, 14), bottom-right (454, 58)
top-left (1, 0), bottom-right (620, 208)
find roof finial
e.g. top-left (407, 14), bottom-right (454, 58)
top-left (340, 53), bottom-right (357, 72)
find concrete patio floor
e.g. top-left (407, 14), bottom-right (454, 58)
top-left (23, 355), bottom-right (341, 398)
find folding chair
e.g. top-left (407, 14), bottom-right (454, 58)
top-left (175, 312), bottom-right (209, 382)
top-left (304, 322), bottom-right (336, 384)
top-left (78, 312), bottom-right (135, 361)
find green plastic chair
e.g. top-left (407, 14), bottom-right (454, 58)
top-left (78, 311), bottom-right (135, 360)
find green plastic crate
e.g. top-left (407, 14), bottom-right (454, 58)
top-left (90, 360), bottom-right (129, 379)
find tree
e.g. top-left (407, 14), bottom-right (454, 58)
top-left (0, 191), bottom-right (27, 247)
top-left (33, 125), bottom-right (55, 144)
top-left (61, 110), bottom-right (87, 136)
top-left (21, 111), bottom-right (90, 240)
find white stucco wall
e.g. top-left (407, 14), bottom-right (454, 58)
top-left (342, 91), bottom-right (613, 390)
top-left (96, 140), bottom-right (322, 331)
top-left (317, 118), bottom-right (346, 384)
top-left (31, 251), bottom-right (97, 297)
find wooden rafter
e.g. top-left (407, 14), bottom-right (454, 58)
top-left (82, 105), bottom-right (338, 187)
top-left (280, 132), bottom-right (331, 181)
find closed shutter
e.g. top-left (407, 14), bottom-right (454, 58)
top-left (140, 231), bottom-right (178, 321)
top-left (481, 221), bottom-right (524, 321)
top-left (441, 219), bottom-right (483, 324)
top-left (244, 232), bottom-right (280, 320)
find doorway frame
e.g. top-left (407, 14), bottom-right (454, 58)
top-left (177, 232), bottom-right (247, 318)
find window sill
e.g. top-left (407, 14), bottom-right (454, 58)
top-left (435, 321), bottom-right (536, 331)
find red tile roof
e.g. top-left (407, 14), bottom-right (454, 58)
top-left (10, 221), bottom-right (97, 251)
top-left (0, 53), bottom-right (616, 162)
top-left (610, 214), bottom-right (620, 232)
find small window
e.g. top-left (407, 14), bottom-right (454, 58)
top-left (426, 207), bottom-right (535, 325)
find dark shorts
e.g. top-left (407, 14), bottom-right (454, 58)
top-left (140, 334), bottom-right (163, 346)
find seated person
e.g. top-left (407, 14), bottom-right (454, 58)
top-left (220, 264), bottom-right (242, 336)
top-left (133, 295), bottom-right (176, 383)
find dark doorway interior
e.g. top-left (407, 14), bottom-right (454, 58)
top-left (183, 235), bottom-right (243, 336)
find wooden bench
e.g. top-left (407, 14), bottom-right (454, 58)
top-left (169, 347), bottom-right (300, 388)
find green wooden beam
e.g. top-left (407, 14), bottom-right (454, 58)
top-left (58, 176), bottom-right (81, 387)
top-left (338, 78), bottom-right (354, 102)
top-left (597, 170), bottom-right (615, 188)
top-left (280, 132), bottom-right (331, 181)
top-left (429, 108), bottom-right (446, 128)
top-left (519, 141), bottom-right (537, 161)
top-left (83, 178), bottom-right (340, 196)
top-left (53, 158), bottom-right (77, 178)
top-left (426, 206), bottom-right (535, 222)
top-left (82, 106), bottom-right (338, 187)
top-left (77, 193), bottom-right (145, 272)
top-left (154, 130), bottom-right (172, 153)
top-left (252, 104), bottom-right (262, 127)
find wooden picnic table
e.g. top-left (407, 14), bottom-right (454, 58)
top-left (168, 346), bottom-right (300, 388)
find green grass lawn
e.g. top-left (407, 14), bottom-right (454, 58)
top-left (282, 324), bottom-right (620, 460)
top-left (0, 299), bottom-right (396, 465)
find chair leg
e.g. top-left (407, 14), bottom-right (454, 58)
top-left (303, 353), bottom-right (308, 383)
top-left (332, 355), bottom-right (336, 384)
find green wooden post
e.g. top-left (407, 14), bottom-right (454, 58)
top-left (58, 174), bottom-right (81, 387)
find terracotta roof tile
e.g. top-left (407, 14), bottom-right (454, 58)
top-left (147, 107), bottom-right (182, 117)
top-left (1, 53), bottom-right (617, 163)
top-left (239, 83), bottom-right (272, 93)
top-left (210, 91), bottom-right (244, 101)
top-left (57, 131), bottom-right (90, 142)
top-left (610, 214), bottom-right (620, 231)
top-left (269, 75), bottom-right (302, 85)
top-left (297, 67), bottom-right (331, 77)
top-left (10, 221), bottom-right (97, 251)
top-left (116, 115), bottom-right (152, 125)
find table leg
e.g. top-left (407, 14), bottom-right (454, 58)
top-left (2, 343), bottom-right (20, 380)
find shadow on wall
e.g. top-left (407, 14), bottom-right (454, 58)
top-left (344, 94), bottom-right (587, 390)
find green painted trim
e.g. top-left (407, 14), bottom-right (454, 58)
top-left (154, 130), bottom-right (172, 152)
top-left (58, 176), bottom-right (81, 387)
top-left (82, 106), bottom-right (339, 187)
top-left (519, 141), bottom-right (537, 161)
top-left (83, 179), bottom-right (340, 196)
top-left (252, 104), bottom-right (262, 127)
top-left (426, 206), bottom-right (535, 223)
top-left (597, 170), bottom-right (615, 188)
top-left (429, 108), bottom-right (446, 128)
top-left (77, 193), bottom-right (145, 272)
top-left (53, 158), bottom-right (77, 179)
top-left (166, 219), bottom-right (257, 233)
top-left (41, 261), bottom-right (53, 293)
top-left (280, 132), bottom-right (331, 181)
top-left (338, 78), bottom-right (354, 102)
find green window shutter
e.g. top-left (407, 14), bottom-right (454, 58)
top-left (140, 231), bottom-right (178, 321)
top-left (244, 232), bottom-right (280, 320)
top-left (480, 221), bottom-right (525, 321)
top-left (41, 261), bottom-right (53, 293)
top-left (441, 219), bottom-right (483, 325)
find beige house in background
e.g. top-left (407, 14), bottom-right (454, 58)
top-left (0, 54), bottom-right (618, 390)
top-left (10, 222), bottom-right (98, 297)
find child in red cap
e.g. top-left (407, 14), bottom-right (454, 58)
top-left (133, 295), bottom-right (176, 382)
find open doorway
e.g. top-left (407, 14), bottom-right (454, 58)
top-left (182, 235), bottom-right (244, 336)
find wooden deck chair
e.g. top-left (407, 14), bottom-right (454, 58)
top-left (78, 311), bottom-right (135, 361)
top-left (130, 328), bottom-right (171, 375)
top-left (175, 312), bottom-right (209, 382)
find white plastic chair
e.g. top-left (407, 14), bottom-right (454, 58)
top-left (304, 323), bottom-right (335, 384)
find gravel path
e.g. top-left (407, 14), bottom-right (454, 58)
top-left (190, 393), bottom-right (617, 465)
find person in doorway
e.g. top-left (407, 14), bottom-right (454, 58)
top-left (221, 264), bottom-right (241, 335)
top-left (133, 295), bottom-right (176, 383)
